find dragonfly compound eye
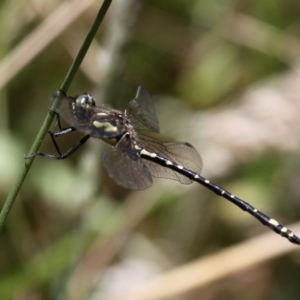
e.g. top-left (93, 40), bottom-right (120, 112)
top-left (75, 94), bottom-right (95, 108)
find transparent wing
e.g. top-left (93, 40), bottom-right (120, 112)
top-left (164, 142), bottom-right (203, 174)
top-left (101, 148), bottom-right (153, 190)
top-left (127, 86), bottom-right (160, 133)
top-left (138, 135), bottom-right (203, 184)
top-left (52, 94), bottom-right (83, 128)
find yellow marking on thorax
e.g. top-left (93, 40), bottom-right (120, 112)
top-left (93, 121), bottom-right (117, 132)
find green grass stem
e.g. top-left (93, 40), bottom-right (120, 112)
top-left (0, 0), bottom-right (112, 233)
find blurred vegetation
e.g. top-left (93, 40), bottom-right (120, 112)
top-left (1, 0), bottom-right (300, 299)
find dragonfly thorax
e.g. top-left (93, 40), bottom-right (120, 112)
top-left (90, 110), bottom-right (137, 148)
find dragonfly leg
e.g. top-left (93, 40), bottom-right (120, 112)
top-left (51, 111), bottom-right (77, 136)
top-left (25, 135), bottom-right (90, 160)
top-left (25, 111), bottom-right (89, 160)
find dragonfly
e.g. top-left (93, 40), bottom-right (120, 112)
top-left (27, 86), bottom-right (300, 245)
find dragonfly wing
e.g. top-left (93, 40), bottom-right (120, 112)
top-left (101, 148), bottom-right (153, 190)
top-left (164, 142), bottom-right (203, 174)
top-left (138, 135), bottom-right (203, 185)
top-left (127, 86), bottom-right (160, 133)
top-left (53, 93), bottom-right (94, 135)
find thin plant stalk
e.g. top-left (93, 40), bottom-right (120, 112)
top-left (0, 0), bottom-right (112, 233)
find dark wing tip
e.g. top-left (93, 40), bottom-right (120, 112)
top-left (184, 142), bottom-right (195, 149)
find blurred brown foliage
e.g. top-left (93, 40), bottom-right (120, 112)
top-left (1, 0), bottom-right (300, 299)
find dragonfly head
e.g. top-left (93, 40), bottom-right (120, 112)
top-left (75, 94), bottom-right (95, 109)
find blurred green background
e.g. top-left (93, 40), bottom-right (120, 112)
top-left (1, 0), bottom-right (300, 299)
